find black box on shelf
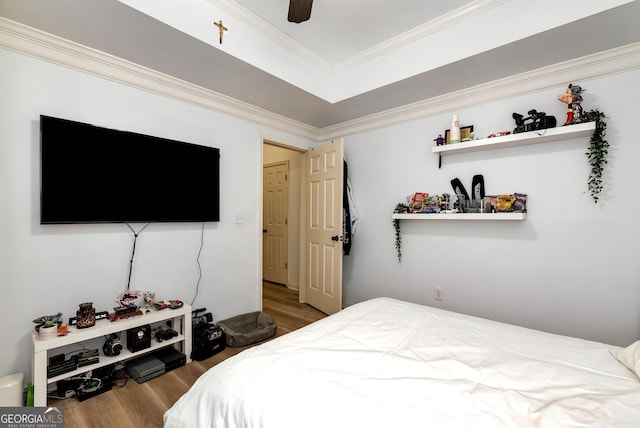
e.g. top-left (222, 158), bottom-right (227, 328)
top-left (47, 358), bottom-right (77, 379)
top-left (126, 354), bottom-right (165, 384)
top-left (154, 346), bottom-right (186, 372)
top-left (127, 324), bottom-right (151, 353)
top-left (76, 364), bottom-right (115, 402)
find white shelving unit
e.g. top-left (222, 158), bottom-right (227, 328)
top-left (432, 122), bottom-right (595, 156)
top-left (31, 304), bottom-right (192, 406)
top-left (396, 124), bottom-right (596, 221)
top-left (392, 212), bottom-right (526, 220)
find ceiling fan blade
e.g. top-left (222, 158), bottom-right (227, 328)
top-left (288, 0), bottom-right (313, 23)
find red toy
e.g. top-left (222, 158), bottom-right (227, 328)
top-left (558, 83), bottom-right (585, 125)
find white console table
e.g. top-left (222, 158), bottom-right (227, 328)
top-left (31, 304), bottom-right (192, 406)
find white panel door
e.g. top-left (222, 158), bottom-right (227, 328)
top-left (263, 162), bottom-right (289, 285)
top-left (304, 139), bottom-right (343, 315)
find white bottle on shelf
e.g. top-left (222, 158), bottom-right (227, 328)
top-left (450, 115), bottom-right (460, 144)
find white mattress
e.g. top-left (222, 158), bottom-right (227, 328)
top-left (164, 298), bottom-right (640, 427)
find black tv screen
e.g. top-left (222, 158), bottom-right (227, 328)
top-left (40, 115), bottom-right (220, 224)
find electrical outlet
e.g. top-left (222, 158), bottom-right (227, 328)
top-left (434, 287), bottom-right (444, 301)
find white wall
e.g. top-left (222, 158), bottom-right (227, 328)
top-left (343, 69), bottom-right (640, 346)
top-left (0, 49), bottom-right (316, 381)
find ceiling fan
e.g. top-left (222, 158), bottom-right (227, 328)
top-left (288, 0), bottom-right (313, 23)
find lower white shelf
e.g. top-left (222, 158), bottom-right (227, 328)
top-left (31, 304), bottom-right (192, 407)
top-left (45, 335), bottom-right (185, 384)
top-left (392, 212), bottom-right (526, 220)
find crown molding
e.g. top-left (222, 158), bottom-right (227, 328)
top-left (2, 17), bottom-right (639, 142)
top-left (334, 0), bottom-right (509, 71)
top-left (208, 0), bottom-right (508, 73)
top-left (320, 41), bottom-right (640, 140)
top-left (206, 0), bottom-right (332, 71)
top-left (0, 17), bottom-right (321, 140)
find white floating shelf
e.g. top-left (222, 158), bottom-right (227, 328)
top-left (432, 122), bottom-right (595, 156)
top-left (392, 212), bottom-right (526, 221)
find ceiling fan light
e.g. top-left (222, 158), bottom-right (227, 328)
top-left (288, 0), bottom-right (313, 23)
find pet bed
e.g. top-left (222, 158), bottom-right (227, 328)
top-left (217, 311), bottom-right (277, 347)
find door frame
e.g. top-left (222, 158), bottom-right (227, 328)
top-left (261, 138), bottom-right (343, 312)
top-left (261, 141), bottom-right (306, 297)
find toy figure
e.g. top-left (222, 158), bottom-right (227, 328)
top-left (115, 290), bottom-right (143, 308)
top-left (434, 134), bottom-right (445, 146)
top-left (558, 83), bottom-right (585, 125)
top-left (143, 291), bottom-right (156, 308)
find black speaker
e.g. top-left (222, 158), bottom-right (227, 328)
top-left (127, 324), bottom-right (151, 353)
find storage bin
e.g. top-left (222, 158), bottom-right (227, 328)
top-left (0, 372), bottom-right (24, 406)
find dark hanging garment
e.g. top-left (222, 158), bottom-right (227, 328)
top-left (343, 160), bottom-right (352, 255)
top-left (342, 159), bottom-right (359, 256)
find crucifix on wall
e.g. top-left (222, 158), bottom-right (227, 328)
top-left (214, 20), bottom-right (228, 44)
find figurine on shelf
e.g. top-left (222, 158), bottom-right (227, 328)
top-left (32, 313), bottom-right (63, 332)
top-left (438, 193), bottom-right (451, 211)
top-left (115, 290), bottom-right (143, 309)
top-left (143, 291), bottom-right (156, 308)
top-left (558, 83), bottom-right (585, 125)
top-left (434, 134), bottom-right (445, 146)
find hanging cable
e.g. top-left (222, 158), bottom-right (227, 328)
top-left (125, 223), bottom-right (150, 292)
top-left (191, 222), bottom-right (205, 306)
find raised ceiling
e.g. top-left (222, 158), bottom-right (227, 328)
top-left (232, 0), bottom-right (473, 64)
top-left (1, 0), bottom-right (639, 132)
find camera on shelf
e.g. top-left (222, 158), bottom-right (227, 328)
top-left (512, 109), bottom-right (557, 134)
top-left (102, 333), bottom-right (123, 356)
top-left (192, 308), bottom-right (213, 326)
top-left (191, 308), bottom-right (225, 361)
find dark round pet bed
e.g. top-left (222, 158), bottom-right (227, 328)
top-left (217, 311), bottom-right (277, 347)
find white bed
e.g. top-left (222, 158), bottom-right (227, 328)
top-left (164, 298), bottom-right (640, 427)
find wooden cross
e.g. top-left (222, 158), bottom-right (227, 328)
top-left (213, 20), bottom-right (228, 44)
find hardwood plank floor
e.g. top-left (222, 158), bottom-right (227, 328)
top-left (50, 282), bottom-right (326, 427)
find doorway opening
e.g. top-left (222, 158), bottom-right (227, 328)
top-left (262, 142), bottom-right (304, 293)
top-left (262, 139), bottom-right (345, 315)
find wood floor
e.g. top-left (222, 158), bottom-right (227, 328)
top-left (50, 282), bottom-right (326, 427)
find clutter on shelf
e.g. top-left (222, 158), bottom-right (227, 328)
top-left (430, 83), bottom-right (607, 204)
top-left (402, 175), bottom-right (527, 215)
top-left (439, 115), bottom-right (474, 145)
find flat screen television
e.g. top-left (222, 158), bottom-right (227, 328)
top-left (40, 115), bottom-right (220, 224)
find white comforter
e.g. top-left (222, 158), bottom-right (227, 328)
top-left (164, 298), bottom-right (640, 427)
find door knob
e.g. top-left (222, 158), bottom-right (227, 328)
top-left (263, 229), bottom-right (267, 233)
top-left (331, 235), bottom-right (340, 241)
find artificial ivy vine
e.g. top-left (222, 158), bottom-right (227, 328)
top-left (393, 218), bottom-right (402, 263)
top-left (582, 110), bottom-right (608, 203)
top-left (393, 203), bottom-right (408, 263)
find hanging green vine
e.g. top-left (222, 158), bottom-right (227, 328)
top-left (582, 110), bottom-right (608, 203)
top-left (393, 203), bottom-right (408, 263)
top-left (393, 218), bottom-right (402, 263)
